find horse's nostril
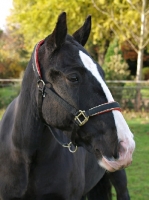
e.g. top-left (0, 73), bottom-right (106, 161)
top-left (95, 149), bottom-right (100, 154)
top-left (113, 152), bottom-right (119, 160)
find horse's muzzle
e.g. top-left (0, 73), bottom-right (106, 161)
top-left (99, 139), bottom-right (135, 172)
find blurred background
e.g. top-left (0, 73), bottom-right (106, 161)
top-left (0, 0), bottom-right (149, 199)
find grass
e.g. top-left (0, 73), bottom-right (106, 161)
top-left (0, 85), bottom-right (20, 109)
top-left (125, 112), bottom-right (149, 200)
top-left (141, 88), bottom-right (149, 98)
top-left (0, 109), bottom-right (5, 119)
top-left (0, 97), bottom-right (148, 200)
top-left (112, 111), bottom-right (149, 200)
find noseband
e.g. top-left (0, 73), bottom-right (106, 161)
top-left (32, 40), bottom-right (121, 153)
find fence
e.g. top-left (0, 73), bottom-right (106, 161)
top-left (106, 80), bottom-right (149, 111)
top-left (0, 79), bottom-right (149, 111)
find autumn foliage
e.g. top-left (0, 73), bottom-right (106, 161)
top-left (0, 31), bottom-right (27, 78)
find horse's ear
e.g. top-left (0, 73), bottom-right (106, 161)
top-left (72, 15), bottom-right (91, 46)
top-left (46, 12), bottom-right (67, 51)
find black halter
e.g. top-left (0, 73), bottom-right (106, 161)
top-left (32, 40), bottom-right (121, 152)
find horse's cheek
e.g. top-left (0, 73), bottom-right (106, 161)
top-left (41, 97), bottom-right (64, 126)
top-left (42, 98), bottom-right (55, 124)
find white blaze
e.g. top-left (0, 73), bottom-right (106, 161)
top-left (79, 50), bottom-right (135, 167)
top-left (79, 51), bottom-right (114, 102)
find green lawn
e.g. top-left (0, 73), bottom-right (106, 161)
top-left (124, 112), bottom-right (149, 200)
top-left (111, 112), bottom-right (149, 200)
top-left (0, 85), bottom-right (20, 109)
top-left (0, 107), bottom-right (148, 200)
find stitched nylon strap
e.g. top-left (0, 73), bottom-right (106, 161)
top-left (32, 40), bottom-right (44, 80)
top-left (86, 102), bottom-right (121, 117)
top-left (44, 89), bottom-right (121, 121)
top-left (44, 81), bottom-right (122, 127)
top-left (74, 102), bottom-right (121, 126)
top-left (44, 87), bottom-right (78, 116)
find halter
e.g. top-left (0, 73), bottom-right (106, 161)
top-left (32, 40), bottom-right (121, 153)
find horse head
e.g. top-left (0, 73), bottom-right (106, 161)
top-left (33, 12), bottom-right (135, 172)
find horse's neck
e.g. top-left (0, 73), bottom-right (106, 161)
top-left (12, 59), bottom-right (45, 155)
top-left (19, 59), bottom-right (39, 120)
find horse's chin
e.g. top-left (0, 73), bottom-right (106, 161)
top-left (98, 149), bottom-right (133, 172)
top-left (96, 138), bottom-right (135, 172)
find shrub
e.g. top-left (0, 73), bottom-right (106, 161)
top-left (142, 67), bottom-right (149, 80)
top-left (103, 39), bottom-right (130, 80)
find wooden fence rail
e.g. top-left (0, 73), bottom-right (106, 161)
top-left (106, 81), bottom-right (149, 111)
top-left (0, 79), bottom-right (149, 111)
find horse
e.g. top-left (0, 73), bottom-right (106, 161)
top-left (87, 169), bottom-right (130, 200)
top-left (0, 12), bottom-right (135, 200)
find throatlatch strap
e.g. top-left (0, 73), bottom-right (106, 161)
top-left (47, 125), bottom-right (68, 146)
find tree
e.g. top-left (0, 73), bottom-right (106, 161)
top-left (7, 0), bottom-right (114, 57)
top-left (7, 0), bottom-right (149, 79)
top-left (91, 0), bottom-right (149, 111)
top-left (91, 0), bottom-right (149, 81)
top-left (0, 31), bottom-right (27, 78)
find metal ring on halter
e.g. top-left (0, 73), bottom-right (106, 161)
top-left (62, 142), bottom-right (78, 153)
top-left (37, 79), bottom-right (46, 97)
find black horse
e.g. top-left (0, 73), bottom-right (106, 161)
top-left (87, 169), bottom-right (130, 200)
top-left (0, 13), bottom-right (135, 200)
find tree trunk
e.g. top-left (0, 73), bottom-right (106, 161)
top-left (98, 53), bottom-right (105, 66)
top-left (135, 49), bottom-right (144, 111)
top-left (136, 49), bottom-right (144, 81)
top-left (135, 0), bottom-right (146, 111)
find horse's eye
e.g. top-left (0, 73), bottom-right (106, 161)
top-left (67, 74), bottom-right (79, 82)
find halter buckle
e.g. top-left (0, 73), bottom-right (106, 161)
top-left (74, 110), bottom-right (89, 126)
